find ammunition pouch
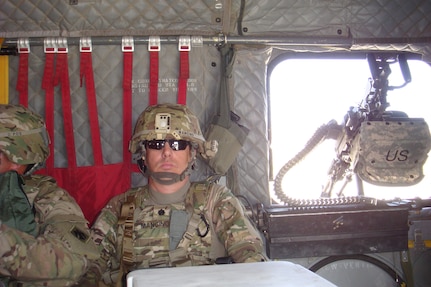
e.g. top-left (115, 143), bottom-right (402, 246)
top-left (354, 118), bottom-right (431, 186)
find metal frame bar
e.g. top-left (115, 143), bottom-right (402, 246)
top-left (2, 35), bottom-right (353, 48)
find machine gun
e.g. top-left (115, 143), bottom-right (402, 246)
top-left (322, 53), bottom-right (431, 198)
top-left (273, 53), bottom-right (431, 206)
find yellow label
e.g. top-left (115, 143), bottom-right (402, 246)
top-left (0, 53), bottom-right (9, 104)
top-left (408, 239), bottom-right (431, 249)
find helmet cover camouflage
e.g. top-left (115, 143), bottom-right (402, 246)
top-left (130, 103), bottom-right (206, 154)
top-left (0, 104), bottom-right (49, 165)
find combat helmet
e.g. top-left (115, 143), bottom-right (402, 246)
top-left (130, 103), bottom-right (217, 158)
top-left (129, 103), bottom-right (217, 184)
top-left (0, 104), bottom-right (49, 173)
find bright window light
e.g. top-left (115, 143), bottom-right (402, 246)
top-left (269, 57), bottom-right (431, 201)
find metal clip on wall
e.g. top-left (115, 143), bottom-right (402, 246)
top-left (80, 37), bottom-right (93, 53)
top-left (178, 36), bottom-right (191, 51)
top-left (17, 38), bottom-right (30, 54)
top-left (122, 36), bottom-right (134, 52)
top-left (148, 36), bottom-right (161, 52)
top-left (44, 38), bottom-right (58, 53)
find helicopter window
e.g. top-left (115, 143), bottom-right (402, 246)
top-left (269, 56), bottom-right (431, 201)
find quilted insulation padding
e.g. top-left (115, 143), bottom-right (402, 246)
top-left (2, 0), bottom-right (431, 41)
top-left (0, 0), bottom-right (228, 37)
top-left (7, 43), bottom-right (272, 206)
top-left (232, 47), bottom-right (273, 206)
top-left (7, 44), bottom-right (222, 183)
top-left (241, 0), bottom-right (431, 39)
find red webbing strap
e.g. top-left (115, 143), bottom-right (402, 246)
top-left (16, 52), bottom-right (29, 107)
top-left (80, 51), bottom-right (103, 166)
top-left (123, 50), bottom-right (133, 171)
top-left (149, 50), bottom-right (159, 105)
top-left (177, 50), bottom-right (189, 105)
top-left (55, 52), bottom-right (77, 168)
top-left (148, 37), bottom-right (160, 105)
top-left (41, 52), bottom-right (56, 172)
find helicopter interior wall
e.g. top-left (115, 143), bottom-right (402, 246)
top-left (3, 0), bottom-right (431, 206)
top-left (282, 208), bottom-right (431, 287)
top-left (2, 0), bottom-right (431, 286)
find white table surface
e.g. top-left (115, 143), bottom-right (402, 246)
top-left (126, 261), bottom-right (337, 286)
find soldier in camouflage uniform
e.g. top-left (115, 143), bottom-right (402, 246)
top-left (0, 104), bottom-right (99, 287)
top-left (89, 103), bottom-right (267, 286)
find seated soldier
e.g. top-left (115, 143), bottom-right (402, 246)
top-left (89, 103), bottom-right (268, 286)
top-left (0, 104), bottom-right (99, 286)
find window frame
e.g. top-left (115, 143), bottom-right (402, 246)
top-left (267, 51), bottom-right (429, 201)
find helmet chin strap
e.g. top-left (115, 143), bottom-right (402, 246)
top-left (150, 172), bottom-right (185, 185)
top-left (137, 145), bottom-right (197, 185)
top-left (141, 159), bottom-right (194, 185)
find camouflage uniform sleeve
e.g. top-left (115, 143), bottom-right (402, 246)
top-left (209, 184), bottom-right (268, 263)
top-left (0, 175), bottom-right (99, 286)
top-left (84, 190), bottom-right (131, 285)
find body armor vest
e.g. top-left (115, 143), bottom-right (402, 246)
top-left (118, 182), bottom-right (223, 271)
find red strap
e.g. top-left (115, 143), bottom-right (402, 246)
top-left (149, 50), bottom-right (159, 105)
top-left (123, 51), bottom-right (133, 169)
top-left (55, 52), bottom-right (77, 168)
top-left (80, 51), bottom-right (103, 166)
top-left (16, 53), bottom-right (29, 107)
top-left (41, 53), bottom-right (56, 173)
top-left (178, 50), bottom-right (189, 105)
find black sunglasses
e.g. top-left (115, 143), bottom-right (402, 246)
top-left (145, 139), bottom-right (190, 151)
